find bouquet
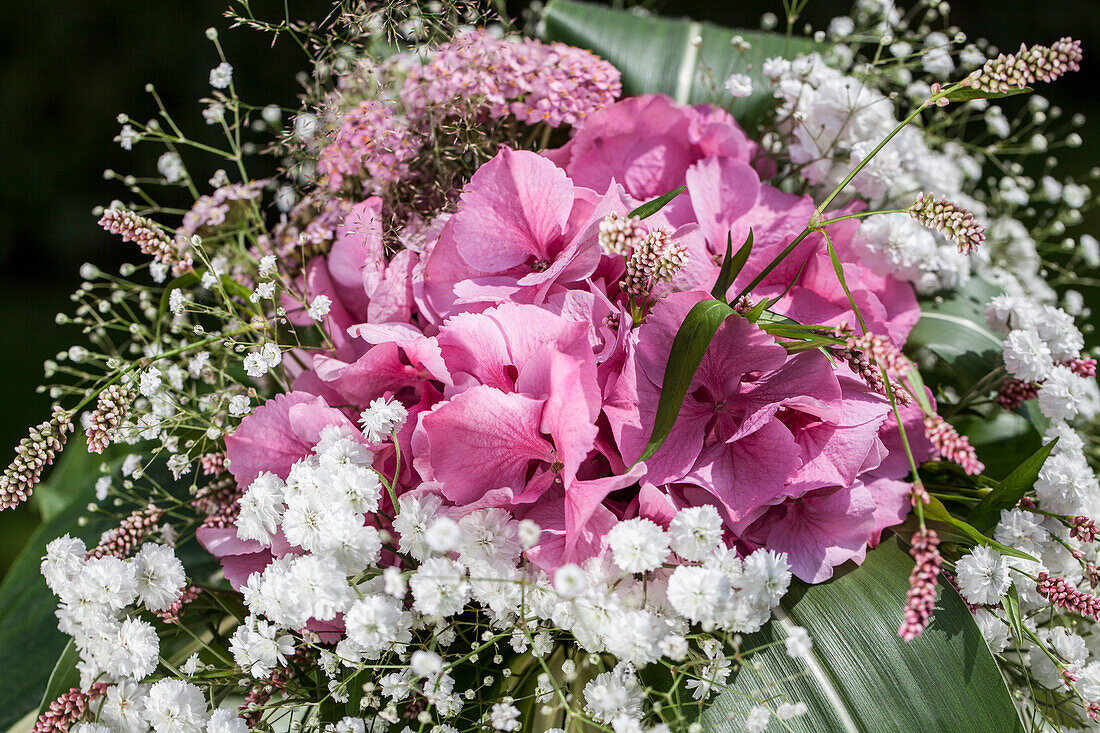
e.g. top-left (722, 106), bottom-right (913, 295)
top-left (3, 1), bottom-right (1099, 731)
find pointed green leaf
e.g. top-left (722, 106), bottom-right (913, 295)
top-left (945, 86), bottom-right (1033, 102)
top-left (711, 229), bottom-right (752, 300)
top-left (1003, 584), bottom-right (1025, 643)
top-left (923, 496), bottom-right (1036, 561)
top-left (35, 640), bottom-right (79, 719)
top-left (628, 185), bottom-right (686, 220)
top-left (701, 537), bottom-right (1024, 732)
top-left (637, 298), bottom-right (734, 463)
top-left (967, 438), bottom-right (1058, 533)
top-left (543, 0), bottom-right (822, 126)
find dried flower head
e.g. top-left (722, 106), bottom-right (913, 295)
top-left (908, 192), bottom-right (985, 254)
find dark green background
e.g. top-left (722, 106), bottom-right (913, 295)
top-left (1, 0), bottom-right (1097, 577)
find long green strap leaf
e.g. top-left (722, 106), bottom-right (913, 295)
top-left (967, 438), bottom-right (1058, 533)
top-left (711, 229), bottom-right (752, 301)
top-left (637, 298), bottom-right (734, 463)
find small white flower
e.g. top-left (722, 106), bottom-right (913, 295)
top-left (207, 709), bottom-right (249, 733)
top-left (169, 289), bottom-right (186, 316)
top-left (181, 652), bottom-right (202, 676)
top-left (776, 701), bottom-right (808, 720)
top-left (243, 352), bottom-right (268, 378)
top-left (518, 518), bottom-right (541, 549)
top-left (383, 566), bottom-right (406, 598)
top-left (1002, 329), bottom-right (1052, 382)
top-left (669, 505), bottom-right (724, 561)
top-left (489, 702), bottom-right (521, 731)
top-left (955, 545), bottom-right (1011, 605)
top-left (143, 679), bottom-right (209, 732)
top-left (116, 124), bottom-right (138, 150)
top-left (228, 394), bottom-right (251, 417)
top-left (358, 397), bottom-right (408, 442)
top-left (258, 255), bottom-right (277, 277)
top-left (236, 472), bottom-right (285, 543)
top-left (250, 281), bottom-right (276, 303)
top-left (607, 518), bottom-right (669, 574)
top-left (133, 543), bottom-right (186, 612)
top-left (209, 62), bottom-right (233, 89)
top-left (308, 294), bottom-right (332, 322)
top-left (552, 563), bottom-right (588, 597)
top-left (1038, 365), bottom-right (1089, 421)
top-left (723, 73), bottom-right (754, 98)
top-left (410, 650), bottom-right (443, 678)
top-left (784, 625), bottom-right (812, 658)
top-left (157, 152), bottom-right (185, 183)
top-left (139, 367), bottom-right (163, 397)
top-left (744, 705), bottom-right (771, 733)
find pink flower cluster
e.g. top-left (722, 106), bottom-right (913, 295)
top-left (403, 30), bottom-right (621, 127)
top-left (317, 30), bottom-right (621, 196)
top-left (206, 93), bottom-right (933, 588)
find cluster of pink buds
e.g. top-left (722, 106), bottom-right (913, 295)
top-left (1065, 357), bottom-right (1098, 378)
top-left (597, 212), bottom-right (648, 256)
top-left (848, 332), bottom-right (913, 378)
top-left (84, 384), bottom-right (133, 454)
top-left (1087, 700), bottom-right (1100, 721)
top-left (1036, 571), bottom-right (1100, 620)
top-left (908, 192), bottom-right (985, 254)
top-left (621, 227), bottom-right (689, 297)
top-left (899, 529), bottom-right (943, 641)
top-left (964, 37), bottom-right (1083, 94)
top-left (200, 451), bottom-right (228, 476)
top-left (924, 414), bottom-right (985, 475)
top-left (87, 503), bottom-right (165, 559)
top-left (156, 584), bottom-right (202, 624)
top-left (33, 683), bottom-right (107, 732)
top-left (997, 358), bottom-right (1095, 410)
top-left (98, 206), bottom-right (194, 275)
top-left (1072, 516), bottom-right (1099, 543)
top-left (0, 407), bottom-right (72, 510)
top-left (996, 378), bottom-right (1040, 409)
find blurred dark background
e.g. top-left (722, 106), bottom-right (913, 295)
top-left (1, 0), bottom-right (1097, 577)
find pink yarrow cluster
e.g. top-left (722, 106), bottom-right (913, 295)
top-left (206, 93), bottom-right (932, 598)
top-left (317, 30), bottom-right (620, 196)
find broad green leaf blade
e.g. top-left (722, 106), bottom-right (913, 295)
top-left (905, 277), bottom-right (1003, 393)
top-left (945, 86), bottom-right (1033, 102)
top-left (638, 298), bottom-right (734, 463)
top-left (967, 439), bottom-right (1057, 532)
top-left (922, 496), bottom-right (1035, 561)
top-left (629, 185), bottom-right (686, 219)
top-left (711, 230), bottom-right (752, 301)
top-left (0, 445), bottom-right (114, 730)
top-left (702, 537), bottom-right (1024, 732)
top-left (951, 410), bottom-right (1042, 481)
top-left (36, 640), bottom-right (80, 719)
top-left (543, 0), bottom-right (821, 125)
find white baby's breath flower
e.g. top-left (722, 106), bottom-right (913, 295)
top-left (723, 73), bottom-right (753, 98)
top-left (358, 397), bottom-right (408, 442)
top-left (209, 62), bottom-right (233, 89)
top-left (308, 294), bottom-right (332, 322)
top-left (669, 505), bottom-right (724, 561)
top-left (607, 518), bottom-right (669, 573)
top-left (955, 545), bottom-right (1011, 605)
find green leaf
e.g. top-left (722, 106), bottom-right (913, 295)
top-left (922, 496), bottom-right (1035, 561)
top-left (905, 277), bottom-right (1003, 393)
top-left (711, 229), bottom-right (752, 301)
top-left (1003, 584), bottom-right (1025, 643)
top-left (628, 185), bottom-right (686, 219)
top-left (944, 86), bottom-right (1033, 102)
top-left (543, 0), bottom-right (821, 126)
top-left (701, 537), bottom-right (1024, 732)
top-left (637, 298), bottom-right (734, 463)
top-left (967, 439), bottom-right (1057, 533)
top-left (951, 409), bottom-right (1042, 481)
top-left (35, 640), bottom-right (80, 719)
top-left (0, 446), bottom-right (114, 730)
